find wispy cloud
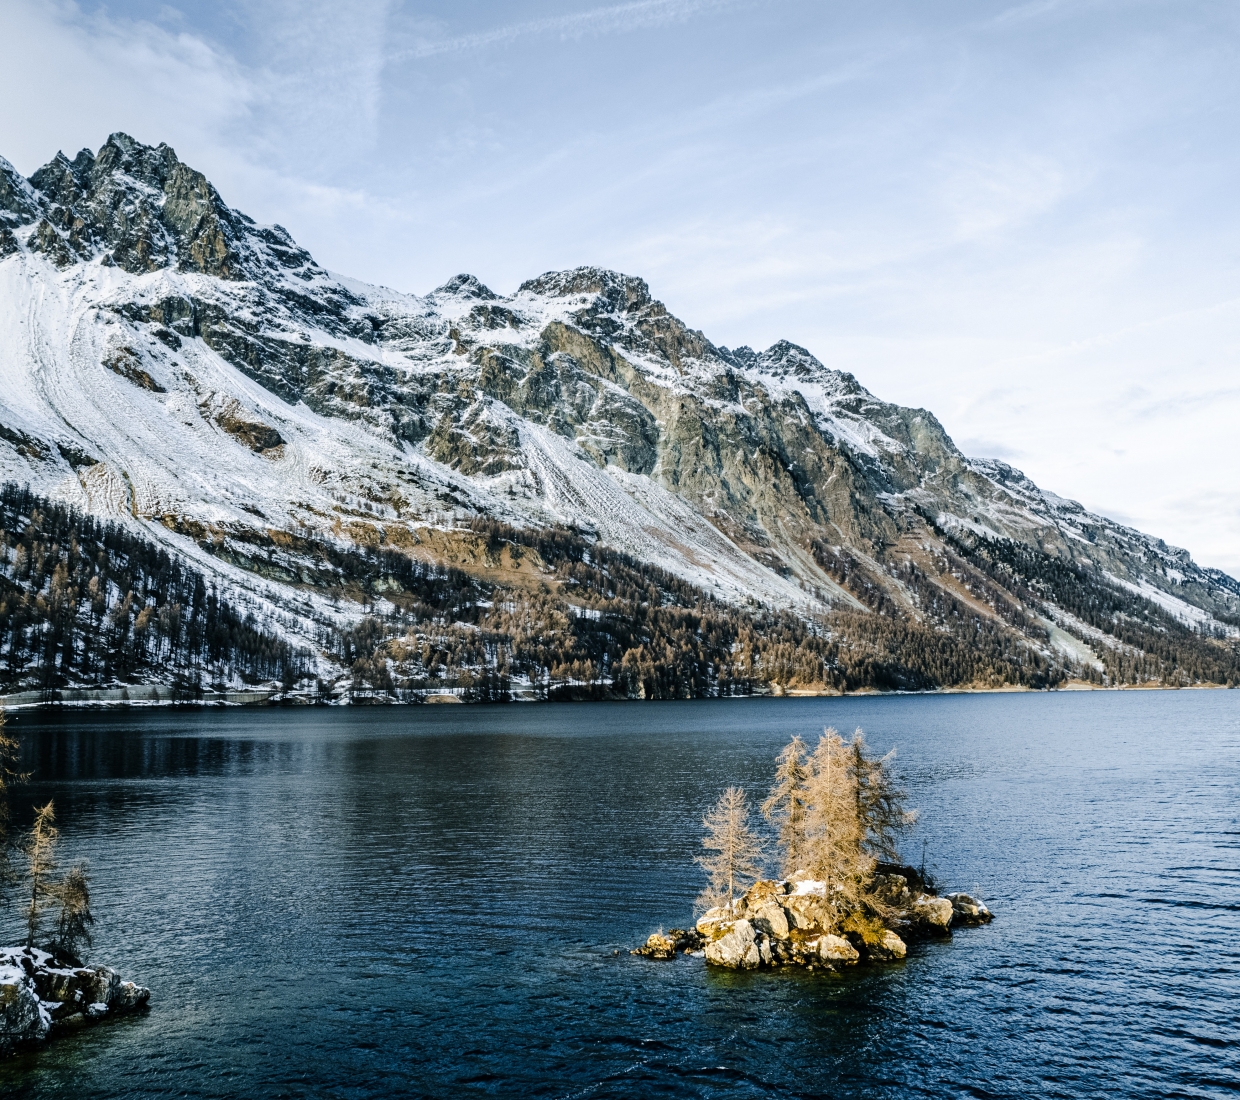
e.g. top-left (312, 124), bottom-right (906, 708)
top-left (389, 0), bottom-right (752, 62)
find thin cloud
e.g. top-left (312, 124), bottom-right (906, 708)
top-left (390, 0), bottom-right (752, 62)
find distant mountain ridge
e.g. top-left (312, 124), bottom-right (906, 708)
top-left (0, 133), bottom-right (1236, 698)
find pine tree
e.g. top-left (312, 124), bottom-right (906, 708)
top-left (696, 787), bottom-right (765, 915)
top-left (762, 735), bottom-right (808, 875)
top-left (50, 862), bottom-right (94, 964)
top-left (24, 800), bottom-right (58, 949)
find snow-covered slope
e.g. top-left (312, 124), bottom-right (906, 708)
top-left (1, 133), bottom-right (1237, 681)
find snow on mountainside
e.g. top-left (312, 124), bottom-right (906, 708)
top-left (0, 134), bottom-right (1236, 695)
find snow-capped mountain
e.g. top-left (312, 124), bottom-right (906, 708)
top-left (0, 134), bottom-right (1236, 694)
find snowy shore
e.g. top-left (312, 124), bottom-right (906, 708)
top-left (0, 947), bottom-right (149, 1057)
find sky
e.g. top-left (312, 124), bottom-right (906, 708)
top-left (2, 0), bottom-right (1238, 575)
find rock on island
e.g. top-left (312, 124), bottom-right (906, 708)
top-left (0, 946), bottom-right (150, 1056)
top-left (635, 865), bottom-right (992, 969)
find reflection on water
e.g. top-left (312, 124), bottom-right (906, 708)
top-left (1, 692), bottom-right (1238, 1098)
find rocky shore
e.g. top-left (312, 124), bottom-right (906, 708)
top-left (0, 947), bottom-right (150, 1056)
top-left (634, 866), bottom-right (992, 969)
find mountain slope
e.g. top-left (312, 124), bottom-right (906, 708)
top-left (0, 133), bottom-right (1236, 698)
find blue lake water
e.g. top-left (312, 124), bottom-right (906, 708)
top-left (0, 690), bottom-right (1237, 1098)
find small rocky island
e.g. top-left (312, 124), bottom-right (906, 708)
top-left (0, 947), bottom-right (150, 1055)
top-left (0, 711), bottom-right (150, 1057)
top-left (636, 728), bottom-right (994, 970)
top-left (636, 867), bottom-right (992, 968)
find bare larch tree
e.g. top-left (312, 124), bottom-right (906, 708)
top-left (24, 800), bottom-right (58, 949)
top-left (50, 862), bottom-right (94, 964)
top-left (697, 786), bottom-right (765, 914)
top-left (762, 735), bottom-right (808, 875)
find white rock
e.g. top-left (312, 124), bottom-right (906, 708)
top-left (871, 930), bottom-right (907, 960)
top-left (750, 902), bottom-right (790, 940)
top-left (704, 919), bottom-right (758, 969)
top-left (817, 934), bottom-right (860, 965)
top-left (913, 894), bottom-right (954, 931)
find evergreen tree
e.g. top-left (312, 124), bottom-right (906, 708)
top-left (696, 787), bottom-right (765, 914)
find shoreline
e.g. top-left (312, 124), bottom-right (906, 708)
top-left (0, 680), bottom-right (1231, 712)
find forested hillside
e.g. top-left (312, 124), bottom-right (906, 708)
top-left (0, 485), bottom-right (303, 695)
top-left (5, 484), bottom-right (1234, 702)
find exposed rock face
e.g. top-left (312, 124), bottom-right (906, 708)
top-left (0, 947), bottom-right (150, 1057)
top-left (912, 895), bottom-right (956, 935)
top-left (672, 870), bottom-right (992, 972)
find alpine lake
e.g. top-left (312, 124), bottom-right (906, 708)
top-left (0, 689), bottom-right (1236, 1099)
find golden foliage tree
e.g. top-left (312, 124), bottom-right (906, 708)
top-left (24, 800), bottom-right (58, 949)
top-left (764, 727), bottom-right (918, 928)
top-left (762, 735), bottom-right (808, 875)
top-left (696, 786), bottom-right (765, 914)
top-left (848, 730), bottom-right (918, 861)
top-left (802, 729), bottom-right (869, 919)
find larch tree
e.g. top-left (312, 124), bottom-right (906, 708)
top-left (762, 735), bottom-right (809, 875)
top-left (802, 729), bottom-right (869, 921)
top-left (696, 786), bottom-right (765, 915)
top-left (0, 709), bottom-right (27, 907)
top-left (51, 862), bottom-right (94, 964)
top-left (847, 730), bottom-right (917, 861)
top-left (24, 800), bottom-right (59, 949)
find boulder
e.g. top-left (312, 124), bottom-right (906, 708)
top-left (815, 934), bottom-right (860, 966)
top-left (756, 934), bottom-right (773, 966)
top-left (783, 890), bottom-right (829, 932)
top-left (871, 873), bottom-right (914, 909)
top-left (743, 879), bottom-right (789, 911)
top-left (911, 894), bottom-right (954, 935)
top-left (867, 930), bottom-right (907, 961)
top-left (704, 919), bottom-right (759, 969)
top-left (0, 969), bottom-right (51, 1054)
top-left (946, 893), bottom-right (993, 926)
top-left (695, 906), bottom-right (733, 940)
top-left (632, 932), bottom-right (677, 960)
top-left (113, 982), bottom-right (151, 1011)
top-left (750, 902), bottom-right (790, 940)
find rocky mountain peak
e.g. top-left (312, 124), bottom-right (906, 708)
top-left (431, 273), bottom-right (497, 301)
top-left (13, 133), bottom-right (250, 280)
top-left (752, 340), bottom-right (863, 394)
top-left (0, 157), bottom-right (40, 226)
top-left (518, 266), bottom-right (651, 313)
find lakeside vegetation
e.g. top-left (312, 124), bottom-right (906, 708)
top-left (0, 710), bottom-right (94, 963)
